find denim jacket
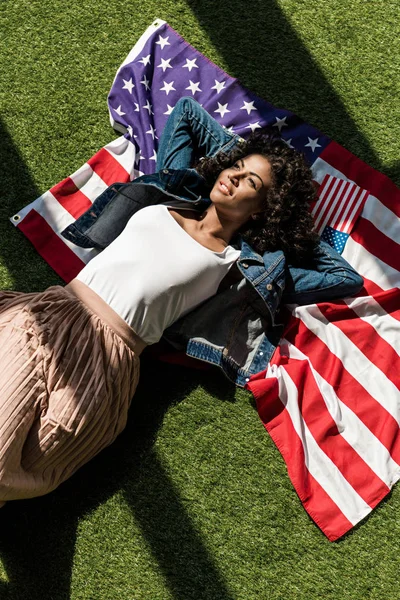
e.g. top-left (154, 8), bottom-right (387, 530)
top-left (62, 167), bottom-right (364, 387)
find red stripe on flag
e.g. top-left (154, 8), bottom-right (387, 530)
top-left (18, 210), bottom-right (85, 283)
top-left (354, 285), bottom-right (400, 322)
top-left (324, 180), bottom-right (354, 232)
top-left (335, 187), bottom-right (368, 233)
top-left (248, 369), bottom-right (354, 541)
top-left (373, 287), bottom-right (400, 320)
top-left (50, 177), bottom-right (93, 219)
top-left (313, 176), bottom-right (342, 234)
top-left (318, 299), bottom-right (400, 388)
top-left (313, 174), bottom-right (369, 235)
top-left (282, 357), bottom-right (390, 506)
top-left (357, 277), bottom-right (385, 297)
top-left (283, 316), bottom-right (400, 463)
top-left (87, 147), bottom-right (131, 186)
top-left (351, 217), bottom-right (400, 273)
top-left (320, 142), bottom-right (400, 218)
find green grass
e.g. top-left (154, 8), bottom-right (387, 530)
top-left (1, 1), bottom-right (400, 598)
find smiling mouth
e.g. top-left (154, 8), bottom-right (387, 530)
top-left (219, 181), bottom-right (231, 195)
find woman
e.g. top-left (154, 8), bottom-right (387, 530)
top-left (0, 98), bottom-right (363, 504)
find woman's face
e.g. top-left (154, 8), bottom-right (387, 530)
top-left (209, 153), bottom-right (272, 222)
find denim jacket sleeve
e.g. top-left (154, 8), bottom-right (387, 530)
top-left (282, 240), bottom-right (364, 305)
top-left (156, 96), bottom-right (243, 171)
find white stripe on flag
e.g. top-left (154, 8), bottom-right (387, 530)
top-left (312, 157), bottom-right (351, 186)
top-left (311, 175), bottom-right (338, 218)
top-left (344, 295), bottom-right (400, 355)
top-left (327, 183), bottom-right (359, 233)
top-left (313, 156), bottom-right (400, 249)
top-left (290, 304), bottom-right (400, 421)
top-left (284, 342), bottom-right (400, 486)
top-left (338, 188), bottom-right (369, 233)
top-left (362, 194), bottom-right (400, 242)
top-left (325, 180), bottom-right (354, 232)
top-left (342, 238), bottom-right (400, 290)
top-left (19, 191), bottom-right (99, 264)
top-left (104, 136), bottom-right (143, 180)
top-left (70, 164), bottom-right (109, 202)
top-left (312, 174), bottom-right (368, 235)
top-left (312, 176), bottom-right (342, 233)
top-left (267, 361), bottom-right (371, 524)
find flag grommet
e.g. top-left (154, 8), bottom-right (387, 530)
top-left (12, 214), bottom-right (21, 222)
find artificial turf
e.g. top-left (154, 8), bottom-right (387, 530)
top-left (1, 0), bottom-right (400, 598)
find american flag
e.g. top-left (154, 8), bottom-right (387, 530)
top-left (312, 174), bottom-right (370, 254)
top-left (10, 19), bottom-right (400, 541)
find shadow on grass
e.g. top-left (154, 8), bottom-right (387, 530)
top-left (0, 119), bottom-right (64, 292)
top-left (0, 359), bottom-right (236, 600)
top-left (184, 0), bottom-right (400, 187)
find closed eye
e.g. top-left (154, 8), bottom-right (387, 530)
top-left (233, 163), bottom-right (257, 189)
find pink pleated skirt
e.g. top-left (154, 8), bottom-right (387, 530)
top-left (0, 284), bottom-right (141, 504)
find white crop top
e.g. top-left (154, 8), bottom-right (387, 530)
top-left (76, 204), bottom-right (240, 344)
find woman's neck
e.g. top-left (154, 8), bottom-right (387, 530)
top-left (195, 205), bottom-right (241, 246)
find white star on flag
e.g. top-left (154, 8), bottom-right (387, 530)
top-left (185, 80), bottom-right (202, 95)
top-left (214, 102), bottom-right (230, 118)
top-left (134, 103), bottom-right (140, 112)
top-left (273, 116), bottom-right (288, 132)
top-left (143, 100), bottom-right (154, 115)
top-left (157, 58), bottom-right (173, 72)
top-left (164, 104), bottom-right (175, 115)
top-left (138, 54), bottom-right (151, 66)
top-left (160, 80), bottom-right (176, 95)
top-left (223, 125), bottom-right (234, 133)
top-left (246, 121), bottom-right (262, 132)
top-left (149, 149), bottom-right (158, 161)
top-left (240, 100), bottom-right (257, 115)
top-left (134, 149), bottom-right (146, 163)
top-left (211, 80), bottom-right (226, 94)
top-left (113, 105), bottom-right (126, 116)
top-left (305, 137), bottom-right (322, 152)
top-left (155, 35), bottom-right (170, 50)
top-left (140, 76), bottom-right (151, 91)
top-left (182, 58), bottom-right (199, 72)
top-left (127, 125), bottom-right (133, 137)
top-left (146, 124), bottom-right (158, 140)
top-left (122, 78), bottom-right (135, 94)
top-left (284, 138), bottom-right (294, 148)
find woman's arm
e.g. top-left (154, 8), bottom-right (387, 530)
top-left (156, 97), bottom-right (244, 171)
top-left (282, 240), bottom-right (364, 305)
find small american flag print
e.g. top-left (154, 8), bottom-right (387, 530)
top-left (312, 174), bottom-right (370, 252)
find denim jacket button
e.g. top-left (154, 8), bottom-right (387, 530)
top-left (242, 262), bottom-right (249, 269)
top-left (266, 283), bottom-right (273, 291)
top-left (163, 169), bottom-right (169, 174)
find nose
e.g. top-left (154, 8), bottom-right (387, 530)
top-left (228, 173), bottom-right (239, 187)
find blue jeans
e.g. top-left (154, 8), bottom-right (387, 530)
top-left (156, 97), bottom-right (245, 172)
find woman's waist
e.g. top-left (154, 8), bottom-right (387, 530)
top-left (65, 278), bottom-right (147, 356)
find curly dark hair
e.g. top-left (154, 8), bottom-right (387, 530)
top-left (194, 129), bottom-right (319, 264)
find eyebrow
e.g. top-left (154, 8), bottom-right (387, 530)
top-left (240, 158), bottom-right (265, 189)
